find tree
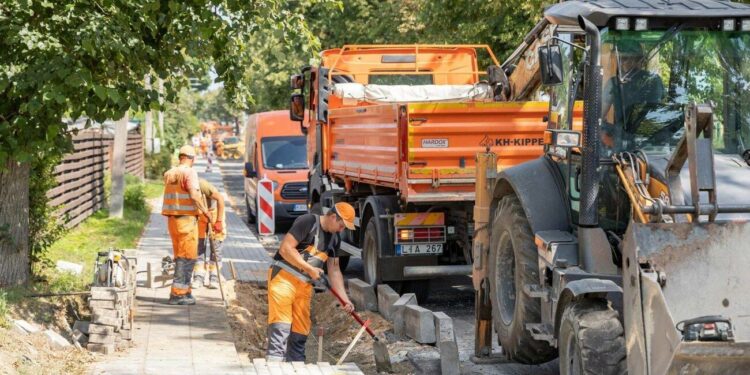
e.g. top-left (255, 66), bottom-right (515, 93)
top-left (0, 0), bottom-right (327, 286)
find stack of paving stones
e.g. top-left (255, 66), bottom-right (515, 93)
top-left (76, 251), bottom-right (138, 354)
top-left (349, 278), bottom-right (460, 375)
top-left (250, 359), bottom-right (364, 374)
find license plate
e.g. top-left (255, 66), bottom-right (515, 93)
top-left (396, 243), bottom-right (443, 255)
top-left (293, 204), bottom-right (307, 212)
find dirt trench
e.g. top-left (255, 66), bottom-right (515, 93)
top-left (226, 281), bottom-right (420, 374)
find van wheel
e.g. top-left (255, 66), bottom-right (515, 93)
top-left (246, 196), bottom-right (256, 224)
top-left (559, 299), bottom-right (627, 375)
top-left (489, 195), bottom-right (556, 364)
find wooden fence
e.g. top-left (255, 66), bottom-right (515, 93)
top-left (47, 129), bottom-right (144, 228)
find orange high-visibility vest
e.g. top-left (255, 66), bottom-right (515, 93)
top-left (161, 167), bottom-right (199, 216)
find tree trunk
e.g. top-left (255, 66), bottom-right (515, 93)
top-left (0, 159), bottom-right (30, 286)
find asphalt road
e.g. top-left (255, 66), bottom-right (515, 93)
top-left (218, 158), bottom-right (558, 374)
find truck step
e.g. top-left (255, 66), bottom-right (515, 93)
top-left (525, 323), bottom-right (556, 346)
top-left (522, 284), bottom-right (549, 301)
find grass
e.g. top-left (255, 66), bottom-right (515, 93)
top-left (143, 178), bottom-right (164, 200)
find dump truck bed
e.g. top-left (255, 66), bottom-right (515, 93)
top-left (325, 101), bottom-right (552, 203)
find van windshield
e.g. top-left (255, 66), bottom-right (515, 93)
top-left (261, 136), bottom-right (308, 170)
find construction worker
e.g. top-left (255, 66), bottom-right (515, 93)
top-left (161, 145), bottom-right (213, 305)
top-left (192, 178), bottom-right (226, 289)
top-left (266, 202), bottom-right (356, 362)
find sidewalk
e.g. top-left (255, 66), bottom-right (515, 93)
top-left (90, 158), bottom-right (362, 375)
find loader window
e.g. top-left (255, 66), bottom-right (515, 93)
top-left (601, 29), bottom-right (750, 157)
top-left (548, 33), bottom-right (586, 130)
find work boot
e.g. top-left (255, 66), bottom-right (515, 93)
top-left (168, 295), bottom-right (188, 305)
top-left (191, 275), bottom-right (204, 289)
top-left (184, 294), bottom-right (197, 305)
top-left (207, 274), bottom-right (219, 289)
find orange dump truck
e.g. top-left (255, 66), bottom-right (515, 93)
top-left (289, 45), bottom-right (549, 300)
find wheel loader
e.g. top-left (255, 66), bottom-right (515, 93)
top-left (472, 1), bottom-right (750, 373)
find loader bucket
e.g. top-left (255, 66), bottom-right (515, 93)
top-left (622, 221), bottom-right (750, 375)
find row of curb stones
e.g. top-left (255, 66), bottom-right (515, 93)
top-left (348, 278), bottom-right (460, 375)
top-left (74, 253), bottom-right (138, 354)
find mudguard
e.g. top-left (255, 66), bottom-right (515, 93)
top-left (493, 156), bottom-right (570, 233)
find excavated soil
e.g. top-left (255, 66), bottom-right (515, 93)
top-left (227, 281), bottom-right (419, 374)
top-left (0, 295), bottom-right (93, 375)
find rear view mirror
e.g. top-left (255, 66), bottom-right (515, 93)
top-left (290, 74), bottom-right (304, 90)
top-left (290, 94), bottom-right (305, 122)
top-left (538, 45), bottom-right (563, 86)
top-left (244, 162), bottom-right (257, 178)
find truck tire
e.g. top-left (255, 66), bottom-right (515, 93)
top-left (362, 220), bottom-right (381, 285)
top-left (558, 299), bottom-right (626, 375)
top-left (488, 195), bottom-right (556, 364)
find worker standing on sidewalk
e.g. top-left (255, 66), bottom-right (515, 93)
top-left (266, 202), bottom-right (357, 362)
top-left (161, 145), bottom-right (214, 305)
top-left (192, 178), bottom-right (226, 289)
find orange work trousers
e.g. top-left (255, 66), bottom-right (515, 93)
top-left (167, 215), bottom-right (198, 296)
top-left (266, 268), bottom-right (313, 361)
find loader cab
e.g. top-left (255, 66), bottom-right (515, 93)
top-left (541, 16), bottom-right (750, 235)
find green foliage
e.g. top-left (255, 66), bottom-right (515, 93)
top-left (0, 0), bottom-right (328, 170)
top-left (124, 175), bottom-right (147, 212)
top-left (28, 152), bottom-right (67, 269)
top-left (196, 89), bottom-right (240, 125)
top-left (0, 290), bottom-right (9, 328)
top-left (145, 150), bottom-right (173, 180)
top-left (163, 89), bottom-right (202, 152)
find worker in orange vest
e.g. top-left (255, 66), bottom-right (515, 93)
top-left (192, 178), bottom-right (226, 289)
top-left (266, 202), bottom-right (356, 362)
top-left (162, 145), bottom-right (213, 305)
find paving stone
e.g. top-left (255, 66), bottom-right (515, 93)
top-left (119, 329), bottom-right (132, 340)
top-left (433, 311), bottom-right (460, 375)
top-left (91, 315), bottom-right (121, 329)
top-left (404, 305), bottom-right (436, 344)
top-left (391, 293), bottom-right (417, 338)
top-left (88, 333), bottom-right (116, 345)
top-left (348, 278), bottom-right (377, 312)
top-left (87, 343), bottom-right (115, 354)
top-left (44, 329), bottom-right (72, 350)
top-left (72, 320), bottom-right (90, 335)
top-left (72, 329), bottom-right (88, 346)
top-left (90, 287), bottom-right (128, 301)
top-left (89, 299), bottom-right (123, 309)
top-left (88, 324), bottom-right (114, 335)
top-left (376, 284), bottom-right (400, 321)
top-left (13, 320), bottom-right (40, 335)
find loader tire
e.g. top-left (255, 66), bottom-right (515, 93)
top-left (559, 299), bottom-right (627, 375)
top-left (488, 195), bottom-right (556, 364)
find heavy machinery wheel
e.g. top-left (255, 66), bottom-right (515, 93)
top-left (246, 196), bottom-right (256, 224)
top-left (559, 299), bottom-right (627, 375)
top-left (488, 195), bottom-right (556, 364)
top-left (362, 220), bottom-right (381, 285)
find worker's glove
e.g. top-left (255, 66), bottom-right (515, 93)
top-left (213, 220), bottom-right (223, 233)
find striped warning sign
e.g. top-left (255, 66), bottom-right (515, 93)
top-left (257, 175), bottom-right (275, 235)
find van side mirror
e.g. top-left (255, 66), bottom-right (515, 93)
top-left (290, 94), bottom-right (305, 122)
top-left (290, 74), bottom-right (304, 90)
top-left (244, 162), bottom-right (257, 178)
top-left (538, 45), bottom-right (563, 86)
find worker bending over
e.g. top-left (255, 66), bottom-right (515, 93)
top-left (161, 145), bottom-right (213, 305)
top-left (193, 178), bottom-right (226, 289)
top-left (266, 202), bottom-right (356, 362)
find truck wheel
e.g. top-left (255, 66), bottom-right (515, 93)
top-left (362, 220), bottom-right (381, 285)
top-left (489, 195), bottom-right (556, 364)
top-left (559, 299), bottom-right (626, 375)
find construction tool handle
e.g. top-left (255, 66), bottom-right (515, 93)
top-left (327, 285), bottom-right (377, 339)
